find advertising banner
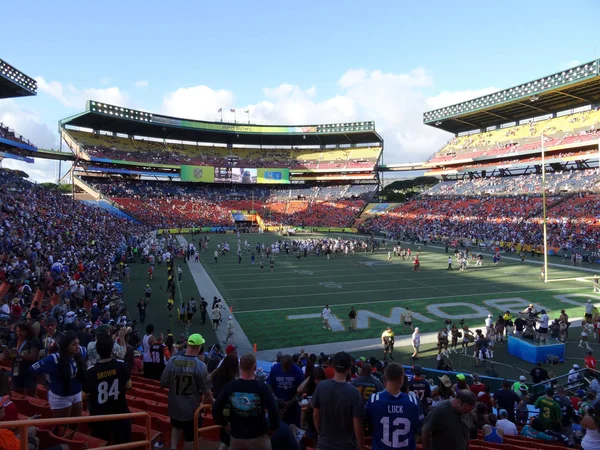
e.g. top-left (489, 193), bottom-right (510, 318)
top-left (180, 165), bottom-right (215, 182)
top-left (257, 168), bottom-right (290, 184)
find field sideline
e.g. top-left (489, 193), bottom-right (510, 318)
top-left (189, 233), bottom-right (600, 352)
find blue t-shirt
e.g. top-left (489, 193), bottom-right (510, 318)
top-left (30, 346), bottom-right (87, 396)
top-left (365, 391), bottom-right (424, 450)
top-left (267, 363), bottom-right (304, 426)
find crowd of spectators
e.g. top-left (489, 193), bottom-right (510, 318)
top-left (84, 178), bottom-right (376, 229)
top-left (0, 123), bottom-right (36, 148)
top-left (364, 170), bottom-right (600, 254)
top-left (431, 107), bottom-right (600, 165)
top-left (69, 130), bottom-right (379, 170)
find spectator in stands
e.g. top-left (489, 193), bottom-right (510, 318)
top-left (296, 365), bottom-right (325, 446)
top-left (0, 371), bottom-right (18, 422)
top-left (212, 353), bottom-right (279, 450)
top-left (41, 317), bottom-right (63, 358)
top-left (312, 351), bottom-right (364, 450)
top-left (351, 362), bottom-right (384, 408)
top-left (141, 324), bottom-right (156, 378)
top-left (582, 402), bottom-right (600, 449)
top-left (160, 333), bottom-right (213, 450)
top-left (365, 363), bottom-right (423, 450)
top-left (431, 375), bottom-right (454, 406)
top-left (496, 409), bottom-right (518, 436)
top-left (30, 332), bottom-right (86, 420)
top-left (520, 417), bottom-right (556, 442)
top-left (268, 354), bottom-right (304, 427)
top-left (408, 365), bottom-right (432, 414)
top-left (271, 399), bottom-right (300, 450)
top-left (491, 379), bottom-right (520, 423)
top-left (422, 389), bottom-right (476, 450)
top-left (528, 361), bottom-right (550, 388)
top-left (84, 334), bottom-right (132, 445)
top-left (534, 387), bottom-right (562, 431)
top-left (482, 413), bottom-right (504, 444)
top-left (1, 322), bottom-right (40, 397)
top-left (87, 326), bottom-right (127, 366)
top-left (210, 353), bottom-right (239, 449)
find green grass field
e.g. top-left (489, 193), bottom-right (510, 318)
top-left (120, 232), bottom-right (600, 379)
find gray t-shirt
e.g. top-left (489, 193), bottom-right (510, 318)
top-left (423, 399), bottom-right (472, 450)
top-left (160, 354), bottom-right (212, 421)
top-left (312, 379), bottom-right (362, 450)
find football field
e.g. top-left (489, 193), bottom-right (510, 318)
top-left (195, 233), bottom-right (599, 352)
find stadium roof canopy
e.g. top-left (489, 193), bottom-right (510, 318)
top-left (60, 101), bottom-right (383, 147)
top-left (423, 60), bottom-right (600, 134)
top-left (0, 58), bottom-right (37, 99)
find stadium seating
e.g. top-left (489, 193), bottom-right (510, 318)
top-left (83, 177), bottom-right (375, 228)
top-left (66, 129), bottom-right (381, 170)
top-left (429, 107), bottom-right (600, 166)
top-left (0, 122), bottom-right (36, 147)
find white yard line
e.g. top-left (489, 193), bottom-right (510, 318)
top-left (235, 286), bottom-right (593, 314)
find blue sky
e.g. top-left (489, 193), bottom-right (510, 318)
top-left (2, 0), bottom-right (599, 180)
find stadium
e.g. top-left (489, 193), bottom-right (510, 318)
top-left (2, 52), bottom-right (600, 450)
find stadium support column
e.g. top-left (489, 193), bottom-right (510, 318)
top-left (541, 134), bottom-right (548, 283)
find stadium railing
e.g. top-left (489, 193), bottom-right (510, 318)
top-left (529, 367), bottom-right (598, 398)
top-left (403, 364), bottom-right (508, 393)
top-left (194, 403), bottom-right (221, 448)
top-left (456, 353), bottom-right (529, 381)
top-left (0, 411), bottom-right (153, 450)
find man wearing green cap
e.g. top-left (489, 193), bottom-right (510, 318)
top-left (160, 333), bottom-right (213, 450)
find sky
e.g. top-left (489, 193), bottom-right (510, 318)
top-left (1, 0), bottom-right (599, 181)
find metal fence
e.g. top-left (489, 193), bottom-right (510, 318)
top-left (564, 342), bottom-right (600, 361)
top-left (455, 353), bottom-right (529, 383)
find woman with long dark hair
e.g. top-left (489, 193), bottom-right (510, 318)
top-left (210, 354), bottom-right (239, 397)
top-left (0, 322), bottom-right (40, 397)
top-left (296, 365), bottom-right (326, 447)
top-left (210, 354), bottom-right (239, 450)
top-left (31, 332), bottom-right (87, 419)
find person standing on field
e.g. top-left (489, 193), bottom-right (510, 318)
top-left (348, 307), bottom-right (357, 331)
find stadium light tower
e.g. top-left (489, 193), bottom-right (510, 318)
top-left (541, 133), bottom-right (548, 283)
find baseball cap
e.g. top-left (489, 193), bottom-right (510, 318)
top-left (573, 364), bottom-right (580, 369)
top-left (333, 351), bottom-right (352, 372)
top-left (577, 389), bottom-right (586, 397)
top-left (499, 409), bottom-right (508, 417)
top-left (412, 364), bottom-right (423, 375)
top-left (187, 334), bottom-right (205, 346)
top-left (228, 315), bottom-right (232, 320)
top-left (225, 344), bottom-right (238, 354)
top-left (519, 375), bottom-right (526, 381)
top-left (358, 357), bottom-right (366, 362)
top-left (456, 373), bottom-right (466, 381)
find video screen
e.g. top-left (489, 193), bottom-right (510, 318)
top-left (214, 167), bottom-right (257, 183)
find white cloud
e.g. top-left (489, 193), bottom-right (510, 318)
top-left (134, 80), bottom-right (149, 88)
top-left (35, 76), bottom-right (129, 108)
top-left (162, 85), bottom-right (235, 121)
top-left (0, 99), bottom-right (70, 182)
top-left (161, 68), bottom-right (496, 163)
top-left (0, 99), bottom-right (57, 149)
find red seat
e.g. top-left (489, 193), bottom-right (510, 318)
top-left (199, 413), bottom-right (220, 442)
top-left (36, 429), bottom-right (103, 450)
